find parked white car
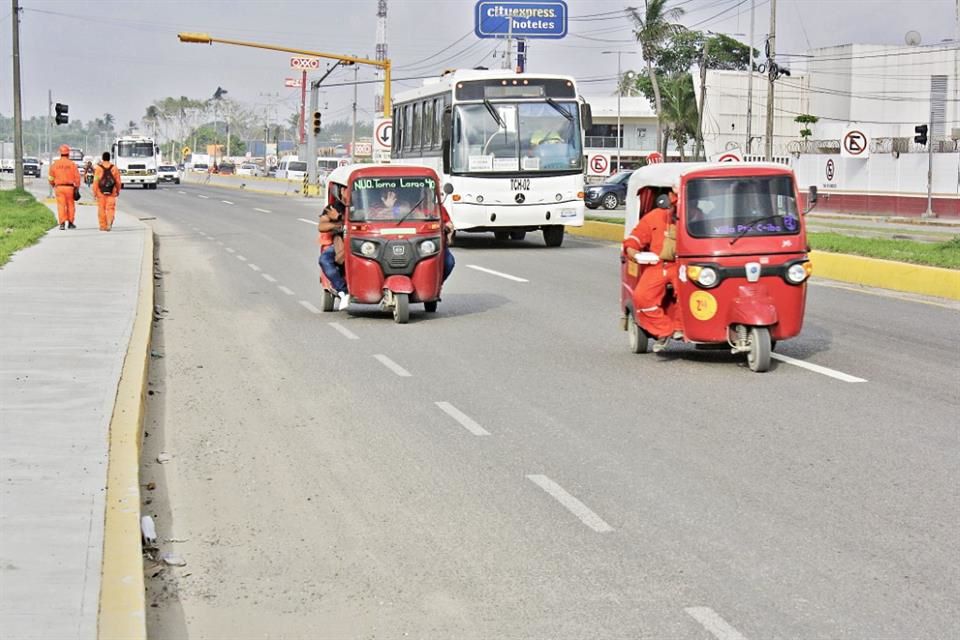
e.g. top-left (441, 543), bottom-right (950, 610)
top-left (236, 163), bottom-right (260, 177)
top-left (275, 157), bottom-right (307, 181)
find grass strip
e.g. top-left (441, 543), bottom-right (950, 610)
top-left (0, 189), bottom-right (57, 267)
top-left (808, 232), bottom-right (960, 270)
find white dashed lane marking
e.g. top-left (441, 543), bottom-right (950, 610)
top-left (526, 475), bottom-right (612, 533)
top-left (435, 402), bottom-right (490, 436)
top-left (197, 194), bottom-right (209, 199)
top-left (299, 300), bottom-right (320, 314)
top-left (248, 263), bottom-right (261, 272)
top-left (261, 273), bottom-right (277, 283)
top-left (278, 285), bottom-right (295, 296)
top-left (221, 200), bottom-right (234, 205)
top-left (225, 247), bottom-right (235, 253)
top-left (771, 353), bottom-right (867, 383)
top-left (328, 322), bottom-right (359, 340)
top-left (236, 255), bottom-right (247, 262)
top-left (373, 354), bottom-right (412, 377)
top-left (685, 607), bottom-right (749, 640)
top-left (466, 264), bottom-right (529, 283)
top-left (297, 218), bottom-right (315, 225)
top-left (254, 208), bottom-right (271, 213)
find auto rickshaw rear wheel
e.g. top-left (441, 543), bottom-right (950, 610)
top-left (320, 288), bottom-right (335, 312)
top-left (746, 326), bottom-right (771, 372)
top-left (424, 300), bottom-right (438, 313)
top-left (628, 314), bottom-right (649, 354)
top-left (393, 293), bottom-right (410, 324)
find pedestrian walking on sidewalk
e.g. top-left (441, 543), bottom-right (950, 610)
top-left (93, 151), bottom-right (122, 231)
top-left (48, 144), bottom-right (81, 230)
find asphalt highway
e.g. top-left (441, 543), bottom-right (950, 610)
top-left (123, 181), bottom-right (959, 639)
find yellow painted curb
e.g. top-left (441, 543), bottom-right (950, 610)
top-left (809, 250), bottom-right (960, 301)
top-left (570, 219), bottom-right (960, 301)
top-left (97, 227), bottom-right (152, 639)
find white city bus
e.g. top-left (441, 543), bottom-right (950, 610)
top-left (112, 135), bottom-right (159, 189)
top-left (391, 69), bottom-right (591, 247)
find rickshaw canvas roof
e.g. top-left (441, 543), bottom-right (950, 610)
top-left (326, 163), bottom-right (440, 187)
top-left (623, 162), bottom-right (795, 235)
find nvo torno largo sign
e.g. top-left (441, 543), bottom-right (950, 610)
top-left (475, 1), bottom-right (568, 39)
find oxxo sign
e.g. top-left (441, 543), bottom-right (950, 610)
top-left (474, 1), bottom-right (568, 39)
top-left (290, 57), bottom-right (320, 70)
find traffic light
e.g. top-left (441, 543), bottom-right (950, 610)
top-left (312, 111), bottom-right (322, 136)
top-left (55, 103), bottom-right (68, 125)
top-left (914, 124), bottom-right (928, 145)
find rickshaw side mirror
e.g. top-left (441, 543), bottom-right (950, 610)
top-left (805, 185), bottom-right (818, 214)
top-left (443, 182), bottom-right (454, 195)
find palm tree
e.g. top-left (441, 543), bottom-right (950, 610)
top-left (659, 74), bottom-right (699, 161)
top-left (627, 0), bottom-right (686, 155)
top-left (102, 113), bottom-right (115, 132)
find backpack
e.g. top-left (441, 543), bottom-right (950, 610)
top-left (98, 164), bottom-right (116, 194)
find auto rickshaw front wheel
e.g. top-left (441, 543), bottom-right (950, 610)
top-left (628, 315), bottom-right (649, 354)
top-left (393, 293), bottom-right (410, 324)
top-left (746, 326), bottom-right (772, 372)
top-left (320, 288), bottom-right (335, 312)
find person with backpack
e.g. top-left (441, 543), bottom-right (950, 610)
top-left (93, 151), bottom-right (122, 231)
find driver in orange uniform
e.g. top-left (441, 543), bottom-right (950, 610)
top-left (48, 145), bottom-right (81, 230)
top-left (623, 189), bottom-right (682, 352)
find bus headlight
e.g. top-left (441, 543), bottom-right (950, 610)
top-left (360, 241), bottom-right (377, 257)
top-left (785, 262), bottom-right (811, 284)
top-left (420, 239), bottom-right (438, 255)
top-left (147, 168), bottom-right (156, 175)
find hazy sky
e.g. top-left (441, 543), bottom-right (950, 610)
top-left (1, 0), bottom-right (956, 133)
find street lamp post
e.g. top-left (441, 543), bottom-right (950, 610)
top-left (602, 50), bottom-right (636, 173)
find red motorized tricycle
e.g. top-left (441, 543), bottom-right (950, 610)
top-left (320, 164), bottom-right (448, 324)
top-left (621, 162), bottom-right (817, 372)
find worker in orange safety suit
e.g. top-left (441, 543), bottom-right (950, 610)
top-left (623, 189), bottom-right (682, 352)
top-left (92, 151), bottom-right (122, 231)
top-left (48, 144), bottom-right (81, 230)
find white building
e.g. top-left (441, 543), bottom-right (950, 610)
top-left (582, 95), bottom-right (660, 172)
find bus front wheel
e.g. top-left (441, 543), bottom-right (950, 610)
top-left (543, 225), bottom-right (564, 247)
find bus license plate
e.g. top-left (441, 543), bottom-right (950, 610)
top-left (560, 208), bottom-right (577, 218)
top-left (510, 178), bottom-right (530, 191)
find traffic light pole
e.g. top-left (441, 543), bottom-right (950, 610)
top-left (924, 103), bottom-right (935, 218)
top-left (306, 82), bottom-right (319, 191)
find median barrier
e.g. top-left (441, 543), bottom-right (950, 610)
top-left (567, 219), bottom-right (960, 302)
top-left (181, 171), bottom-right (306, 197)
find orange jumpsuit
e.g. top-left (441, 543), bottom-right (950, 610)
top-left (93, 162), bottom-right (122, 231)
top-left (48, 157), bottom-right (81, 225)
top-left (623, 207), bottom-right (681, 339)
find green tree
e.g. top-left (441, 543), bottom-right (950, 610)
top-left (659, 74), bottom-right (699, 161)
top-left (628, 0), bottom-right (686, 154)
top-left (794, 114), bottom-right (819, 141)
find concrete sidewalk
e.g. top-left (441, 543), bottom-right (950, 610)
top-left (0, 199), bottom-right (148, 637)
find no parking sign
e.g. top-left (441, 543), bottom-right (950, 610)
top-left (587, 153), bottom-right (610, 177)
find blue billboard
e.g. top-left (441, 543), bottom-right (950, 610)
top-left (475, 1), bottom-right (568, 39)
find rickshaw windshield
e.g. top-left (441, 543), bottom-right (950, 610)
top-left (685, 176), bottom-right (800, 239)
top-left (350, 176), bottom-right (441, 222)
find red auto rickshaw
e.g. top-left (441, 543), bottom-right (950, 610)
top-left (320, 164), bottom-right (448, 324)
top-left (621, 162), bottom-right (817, 372)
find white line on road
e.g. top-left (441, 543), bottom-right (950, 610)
top-left (216, 241), bottom-right (224, 246)
top-left (328, 322), bottom-right (359, 340)
top-left (297, 218), bottom-right (316, 226)
top-left (684, 607), bottom-right (749, 640)
top-left (771, 353), bottom-right (867, 383)
top-left (299, 300), bottom-right (321, 314)
top-left (177, 190), bottom-right (186, 194)
top-left (466, 264), bottom-right (529, 283)
top-left (373, 354), bottom-right (412, 377)
top-left (248, 263), bottom-right (261, 272)
top-left (221, 200), bottom-right (234, 205)
top-left (435, 402), bottom-right (490, 436)
top-left (278, 285), bottom-right (295, 296)
top-left (236, 255), bottom-right (247, 262)
top-left (254, 208), bottom-right (271, 213)
top-left (526, 474), bottom-right (613, 533)
top-left (261, 273), bottom-right (277, 283)
top-left (197, 194), bottom-right (209, 199)
top-left (225, 247), bottom-right (235, 253)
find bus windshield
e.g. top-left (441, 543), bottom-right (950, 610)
top-left (117, 142), bottom-right (155, 158)
top-left (350, 176), bottom-right (440, 222)
top-left (452, 101), bottom-right (582, 173)
top-left (69, 149), bottom-right (83, 162)
top-left (685, 176), bottom-right (801, 239)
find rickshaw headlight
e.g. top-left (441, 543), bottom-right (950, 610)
top-left (695, 266), bottom-right (719, 288)
top-left (360, 241), bottom-right (377, 257)
top-left (786, 262), bottom-right (810, 284)
top-left (420, 239), bottom-right (438, 256)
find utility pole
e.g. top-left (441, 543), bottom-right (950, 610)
top-left (504, 18), bottom-right (513, 70)
top-left (745, 0), bottom-right (756, 155)
top-left (351, 64), bottom-right (358, 163)
top-left (615, 52), bottom-right (622, 172)
top-left (12, 0), bottom-right (24, 189)
top-left (764, 0), bottom-right (777, 161)
top-left (696, 38), bottom-right (709, 160)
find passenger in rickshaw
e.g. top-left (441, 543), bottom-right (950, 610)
top-left (623, 186), bottom-right (682, 352)
top-left (318, 201), bottom-right (349, 310)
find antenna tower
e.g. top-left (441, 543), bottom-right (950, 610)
top-left (374, 0), bottom-right (388, 115)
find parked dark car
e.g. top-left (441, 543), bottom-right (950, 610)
top-left (218, 162), bottom-right (235, 175)
top-left (585, 170), bottom-right (633, 210)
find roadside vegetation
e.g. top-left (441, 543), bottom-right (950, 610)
top-left (583, 218), bottom-right (960, 269)
top-left (0, 189), bottom-right (56, 267)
